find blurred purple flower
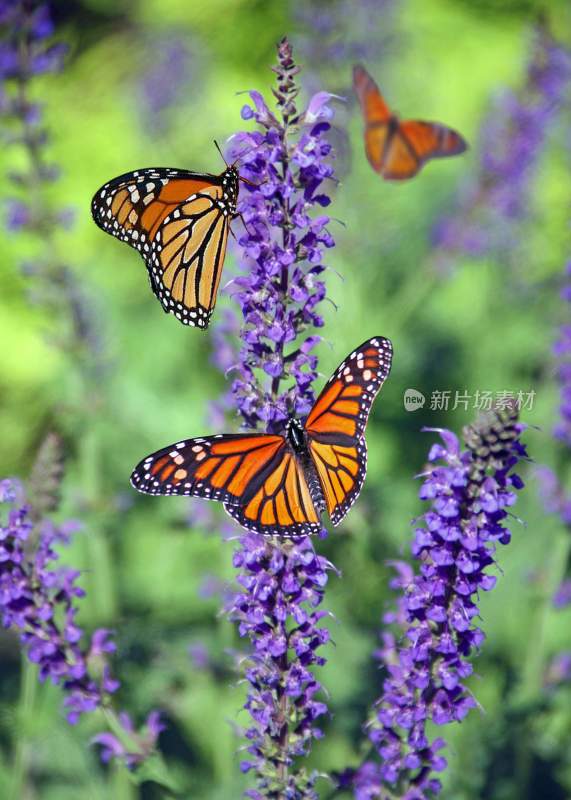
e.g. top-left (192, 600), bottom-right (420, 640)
top-left (92, 710), bottom-right (165, 768)
top-left (553, 263), bottom-right (571, 448)
top-left (536, 262), bottom-right (571, 623)
top-left (138, 36), bottom-right (193, 134)
top-left (0, 481), bottom-right (119, 724)
top-left (553, 580), bottom-right (571, 610)
top-left (545, 652), bottom-right (571, 688)
top-left (1, 0), bottom-right (103, 369)
top-left (349, 407), bottom-right (527, 798)
top-left (188, 642), bottom-right (210, 670)
top-left (433, 28), bottom-right (571, 267)
top-left (295, 0), bottom-right (398, 69)
top-left (5, 199), bottom-right (30, 230)
top-left (536, 466), bottom-right (571, 528)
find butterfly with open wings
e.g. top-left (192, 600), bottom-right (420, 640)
top-left (91, 148), bottom-right (245, 330)
top-left (131, 337), bottom-right (393, 537)
top-left (353, 64), bottom-right (468, 181)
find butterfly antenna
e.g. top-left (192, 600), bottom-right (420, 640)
top-left (239, 175), bottom-right (260, 189)
top-left (213, 139), bottom-right (229, 168)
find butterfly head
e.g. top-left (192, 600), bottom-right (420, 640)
top-left (286, 417), bottom-right (306, 454)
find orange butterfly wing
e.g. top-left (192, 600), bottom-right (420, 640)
top-left (392, 120), bottom-right (468, 177)
top-left (305, 336), bottom-right (393, 525)
top-left (353, 64), bottom-right (392, 174)
top-left (131, 433), bottom-right (321, 537)
top-left (149, 189), bottom-right (231, 327)
top-left (353, 64), bottom-right (468, 181)
top-left (224, 450), bottom-right (321, 537)
top-left (91, 166), bottom-right (237, 328)
top-left (353, 64), bottom-right (391, 124)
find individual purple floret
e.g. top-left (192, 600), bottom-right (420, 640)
top-left (433, 28), bottom-right (571, 266)
top-left (92, 710), bottom-right (165, 768)
top-left (227, 533), bottom-right (333, 799)
top-left (0, 481), bottom-right (119, 724)
top-left (225, 36), bottom-right (336, 432)
top-left (553, 580), bottom-right (571, 610)
top-left (346, 406), bottom-right (527, 799)
top-left (545, 652), bottom-right (571, 687)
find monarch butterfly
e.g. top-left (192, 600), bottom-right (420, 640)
top-left (130, 336), bottom-right (393, 537)
top-left (353, 64), bottom-right (468, 181)
top-left (91, 147), bottom-right (241, 329)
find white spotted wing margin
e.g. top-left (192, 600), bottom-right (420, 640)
top-left (91, 167), bottom-right (217, 244)
top-left (130, 433), bottom-right (283, 502)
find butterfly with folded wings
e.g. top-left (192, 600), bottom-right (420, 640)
top-left (91, 147), bottom-right (245, 329)
top-left (131, 337), bottom-right (393, 537)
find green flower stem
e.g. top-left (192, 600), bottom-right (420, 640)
top-left (513, 530), bottom-right (571, 798)
top-left (10, 655), bottom-right (38, 800)
top-left (79, 429), bottom-right (117, 623)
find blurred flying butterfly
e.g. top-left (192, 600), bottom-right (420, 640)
top-left (91, 144), bottom-right (248, 329)
top-left (131, 337), bottom-right (393, 537)
top-left (353, 64), bottom-right (468, 180)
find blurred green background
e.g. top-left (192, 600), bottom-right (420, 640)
top-left (2, 0), bottom-right (571, 797)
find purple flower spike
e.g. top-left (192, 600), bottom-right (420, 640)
top-left (227, 533), bottom-right (334, 798)
top-left (351, 407), bottom-right (527, 798)
top-left (433, 28), bottom-right (571, 269)
top-left (0, 481), bottom-right (119, 724)
top-left (224, 36), bottom-right (337, 432)
top-left (138, 35), bottom-right (193, 134)
top-left (1, 0), bottom-right (103, 368)
top-left (536, 260), bottom-right (571, 665)
top-left (217, 38), bottom-right (338, 797)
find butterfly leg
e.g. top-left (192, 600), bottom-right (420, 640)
top-left (237, 213), bottom-right (256, 237)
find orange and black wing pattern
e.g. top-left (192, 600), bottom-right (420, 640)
top-left (91, 166), bottom-right (238, 328)
top-left (305, 336), bottom-right (393, 525)
top-left (353, 64), bottom-right (467, 180)
top-left (130, 433), bottom-right (322, 538)
top-left (223, 448), bottom-right (322, 538)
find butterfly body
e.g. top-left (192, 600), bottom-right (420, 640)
top-left (353, 64), bottom-right (467, 180)
top-left (131, 336), bottom-right (393, 537)
top-left (285, 417), bottom-right (327, 517)
top-left (91, 164), bottom-right (239, 328)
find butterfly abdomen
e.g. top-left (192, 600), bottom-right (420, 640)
top-left (286, 418), bottom-right (326, 517)
top-left (303, 456), bottom-right (327, 516)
